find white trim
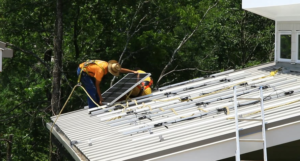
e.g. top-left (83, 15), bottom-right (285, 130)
top-left (46, 123), bottom-right (84, 161)
top-left (274, 21), bottom-right (277, 62)
top-left (296, 31), bottom-right (300, 63)
top-left (242, 0), bottom-right (300, 9)
top-left (278, 31), bottom-right (292, 62)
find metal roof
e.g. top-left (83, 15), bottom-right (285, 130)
top-left (48, 62), bottom-right (300, 161)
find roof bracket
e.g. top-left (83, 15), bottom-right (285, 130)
top-left (88, 139), bottom-right (92, 146)
top-left (284, 90), bottom-right (294, 95)
top-left (70, 140), bottom-right (78, 146)
top-left (130, 120), bottom-right (138, 126)
top-left (158, 135), bottom-right (164, 142)
top-left (180, 96), bottom-right (191, 102)
top-left (147, 128), bottom-right (153, 134)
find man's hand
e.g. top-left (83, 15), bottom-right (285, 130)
top-left (134, 71), bottom-right (140, 81)
top-left (99, 97), bottom-right (104, 106)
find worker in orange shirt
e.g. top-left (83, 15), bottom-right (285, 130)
top-left (77, 60), bottom-right (137, 108)
top-left (129, 69), bottom-right (153, 97)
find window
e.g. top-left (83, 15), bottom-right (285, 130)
top-left (280, 34), bottom-right (291, 60)
top-left (298, 34), bottom-right (300, 61)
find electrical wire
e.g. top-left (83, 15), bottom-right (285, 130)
top-left (49, 84), bottom-right (103, 161)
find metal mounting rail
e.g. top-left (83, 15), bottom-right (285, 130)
top-left (97, 74), bottom-right (266, 120)
top-left (89, 71), bottom-right (247, 113)
top-left (119, 85), bottom-right (300, 135)
top-left (233, 86), bottom-right (268, 161)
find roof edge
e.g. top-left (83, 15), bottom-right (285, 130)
top-left (46, 123), bottom-right (88, 161)
top-left (126, 114), bottom-right (300, 161)
top-left (242, 0), bottom-right (300, 9)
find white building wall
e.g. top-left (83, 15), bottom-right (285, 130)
top-left (276, 22), bottom-right (300, 63)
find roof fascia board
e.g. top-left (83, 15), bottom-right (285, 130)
top-left (243, 8), bottom-right (275, 20)
top-left (46, 123), bottom-right (87, 161)
top-left (126, 114), bottom-right (300, 161)
top-left (242, 0), bottom-right (300, 9)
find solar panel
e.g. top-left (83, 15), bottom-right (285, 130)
top-left (102, 73), bottom-right (151, 106)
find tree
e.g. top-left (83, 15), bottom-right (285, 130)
top-left (51, 0), bottom-right (63, 115)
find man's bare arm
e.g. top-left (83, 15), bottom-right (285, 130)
top-left (95, 80), bottom-right (103, 105)
top-left (120, 68), bottom-right (138, 74)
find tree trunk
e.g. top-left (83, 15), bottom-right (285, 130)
top-left (74, 5), bottom-right (80, 59)
top-left (6, 134), bottom-right (13, 161)
top-left (51, 0), bottom-right (63, 114)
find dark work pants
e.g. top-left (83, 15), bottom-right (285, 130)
top-left (77, 67), bottom-right (99, 108)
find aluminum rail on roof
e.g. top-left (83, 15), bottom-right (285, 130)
top-left (97, 73), bottom-right (262, 118)
top-left (210, 69), bottom-right (235, 77)
top-left (90, 72), bottom-right (248, 115)
top-left (97, 74), bottom-right (265, 120)
top-left (158, 69), bottom-right (235, 91)
top-left (109, 83), bottom-right (300, 127)
top-left (108, 87), bottom-right (259, 126)
top-left (71, 98), bottom-right (300, 150)
top-left (118, 85), bottom-right (300, 134)
top-left (113, 83), bottom-right (297, 132)
top-left (107, 77), bottom-right (292, 125)
top-left (132, 94), bottom-right (300, 141)
top-left (158, 77), bottom-right (204, 91)
top-left (96, 77), bottom-right (290, 129)
top-left (88, 71), bottom-right (246, 113)
top-left (90, 72), bottom-right (249, 115)
top-left (98, 78), bottom-right (267, 121)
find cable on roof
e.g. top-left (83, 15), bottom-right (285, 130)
top-left (198, 107), bottom-right (208, 112)
top-left (217, 107), bottom-right (230, 115)
top-left (170, 108), bottom-right (178, 115)
top-left (49, 84), bottom-right (104, 161)
top-left (105, 69), bottom-right (281, 124)
top-left (159, 108), bottom-right (165, 111)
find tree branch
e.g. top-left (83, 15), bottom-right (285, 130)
top-left (6, 43), bottom-right (51, 71)
top-left (0, 139), bottom-right (12, 144)
top-left (5, 42), bottom-right (84, 105)
top-left (156, 2), bottom-right (219, 88)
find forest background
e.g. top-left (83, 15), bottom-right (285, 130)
top-left (0, 0), bottom-right (274, 160)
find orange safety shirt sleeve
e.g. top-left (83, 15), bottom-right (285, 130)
top-left (79, 61), bottom-right (108, 82)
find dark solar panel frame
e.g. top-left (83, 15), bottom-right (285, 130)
top-left (102, 73), bottom-right (151, 106)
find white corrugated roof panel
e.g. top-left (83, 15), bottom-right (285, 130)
top-left (48, 62), bottom-right (300, 161)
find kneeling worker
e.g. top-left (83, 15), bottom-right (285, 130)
top-left (130, 69), bottom-right (153, 97)
top-left (77, 60), bottom-right (137, 108)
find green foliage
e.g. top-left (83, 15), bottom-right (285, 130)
top-left (0, 0), bottom-right (274, 160)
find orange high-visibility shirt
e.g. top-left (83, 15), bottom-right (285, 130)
top-left (79, 60), bottom-right (108, 82)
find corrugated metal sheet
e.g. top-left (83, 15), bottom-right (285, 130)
top-left (50, 62), bottom-right (300, 161)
